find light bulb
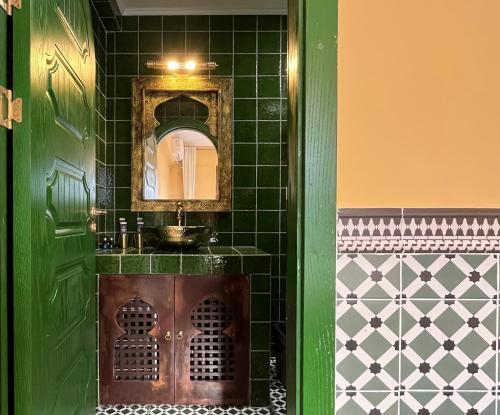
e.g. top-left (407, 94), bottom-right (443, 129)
top-left (166, 60), bottom-right (180, 71)
top-left (186, 61), bottom-right (197, 70)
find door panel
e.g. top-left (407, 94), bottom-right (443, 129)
top-left (99, 275), bottom-right (175, 404)
top-left (0, 8), bottom-right (8, 415)
top-left (174, 275), bottom-right (250, 406)
top-left (13, 0), bottom-right (97, 413)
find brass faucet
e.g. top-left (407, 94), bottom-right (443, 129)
top-left (176, 202), bottom-right (184, 226)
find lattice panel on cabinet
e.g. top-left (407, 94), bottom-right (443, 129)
top-left (189, 296), bottom-right (235, 381)
top-left (114, 297), bottom-right (160, 381)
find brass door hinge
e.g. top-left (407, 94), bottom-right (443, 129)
top-left (0, 0), bottom-right (21, 15)
top-left (0, 86), bottom-right (22, 130)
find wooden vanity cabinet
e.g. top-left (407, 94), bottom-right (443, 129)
top-left (99, 274), bottom-right (250, 406)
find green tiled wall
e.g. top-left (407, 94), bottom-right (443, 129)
top-left (92, 14), bottom-right (288, 324)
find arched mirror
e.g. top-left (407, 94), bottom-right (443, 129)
top-left (131, 78), bottom-right (232, 211)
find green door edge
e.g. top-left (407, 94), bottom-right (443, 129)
top-left (0, 8), bottom-right (8, 415)
top-left (287, 0), bottom-right (337, 414)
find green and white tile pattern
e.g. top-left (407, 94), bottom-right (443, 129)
top-left (336, 253), bottom-right (500, 414)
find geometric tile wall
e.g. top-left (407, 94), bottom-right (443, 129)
top-left (336, 252), bottom-right (500, 414)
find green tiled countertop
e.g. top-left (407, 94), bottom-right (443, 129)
top-left (96, 245), bottom-right (272, 406)
top-left (96, 246), bottom-right (271, 276)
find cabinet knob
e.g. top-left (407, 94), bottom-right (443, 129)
top-left (164, 331), bottom-right (172, 341)
top-left (176, 330), bottom-right (183, 340)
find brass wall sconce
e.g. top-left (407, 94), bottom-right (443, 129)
top-left (146, 60), bottom-right (219, 75)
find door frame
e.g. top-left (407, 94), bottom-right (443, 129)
top-left (287, 0), bottom-right (337, 414)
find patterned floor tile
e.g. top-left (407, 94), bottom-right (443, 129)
top-left (335, 391), bottom-right (398, 415)
top-left (400, 391), bottom-right (495, 415)
top-left (402, 254), bottom-right (497, 299)
top-left (96, 360), bottom-right (284, 415)
top-left (337, 254), bottom-right (400, 299)
top-left (401, 300), bottom-right (496, 391)
top-left (336, 300), bottom-right (400, 391)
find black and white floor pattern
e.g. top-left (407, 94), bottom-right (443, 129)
top-left (96, 359), bottom-right (287, 415)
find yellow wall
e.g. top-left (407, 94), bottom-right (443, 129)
top-left (338, 0), bottom-right (500, 207)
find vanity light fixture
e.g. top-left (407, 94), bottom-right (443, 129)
top-left (146, 60), bottom-right (218, 73)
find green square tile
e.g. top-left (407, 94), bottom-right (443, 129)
top-left (233, 233), bottom-right (256, 246)
top-left (212, 256), bottom-right (242, 274)
top-left (251, 322), bottom-right (270, 350)
top-left (139, 32), bottom-right (162, 53)
top-left (187, 32), bottom-right (209, 54)
top-left (234, 211), bottom-right (256, 232)
top-left (251, 351), bottom-right (270, 379)
top-left (181, 255), bottom-right (212, 274)
top-left (258, 77), bottom-right (280, 98)
top-left (233, 189), bottom-right (256, 210)
top-left (243, 256), bottom-right (271, 274)
top-left (257, 166), bottom-right (280, 187)
top-left (215, 212), bottom-right (232, 232)
top-left (115, 166), bottom-right (131, 188)
top-left (235, 78), bottom-right (256, 98)
top-left (257, 211), bottom-right (280, 232)
top-left (234, 121), bottom-right (256, 142)
top-left (258, 99), bottom-right (281, 120)
top-left (151, 255), bottom-right (181, 273)
top-left (115, 77), bottom-right (132, 98)
top-left (209, 247), bottom-right (238, 255)
top-left (234, 99), bottom-right (256, 120)
top-left (258, 54), bottom-right (280, 75)
top-left (115, 98), bottom-right (132, 119)
top-left (215, 233), bottom-right (233, 246)
top-left (105, 143), bottom-right (114, 164)
top-left (187, 16), bottom-right (209, 30)
top-left (115, 54), bottom-right (138, 76)
top-left (121, 16), bottom-right (138, 31)
top-left (258, 121), bottom-right (281, 143)
top-left (96, 255), bottom-right (120, 273)
top-left (234, 166), bottom-right (256, 188)
top-left (121, 255), bottom-right (151, 273)
top-left (234, 32), bottom-right (256, 53)
top-left (139, 16), bottom-right (162, 31)
top-left (115, 32), bottom-right (138, 53)
top-left (115, 121), bottom-right (131, 143)
top-left (257, 234), bottom-right (280, 255)
top-left (258, 16), bottom-right (281, 31)
top-left (163, 16), bottom-right (185, 31)
top-left (115, 188), bottom-right (131, 209)
top-left (234, 54), bottom-right (257, 76)
top-left (234, 143), bottom-right (256, 165)
top-left (234, 15), bottom-right (257, 31)
top-left (163, 32), bottom-right (186, 54)
top-left (115, 143), bottom-right (131, 164)
top-left (258, 144), bottom-right (280, 165)
top-left (210, 16), bottom-right (233, 31)
top-left (210, 31), bottom-right (233, 53)
top-left (209, 54), bottom-right (233, 76)
top-left (251, 274), bottom-right (271, 293)
top-left (281, 31), bottom-right (288, 53)
top-left (258, 32), bottom-right (281, 53)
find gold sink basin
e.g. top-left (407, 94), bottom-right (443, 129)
top-left (155, 225), bottom-right (212, 249)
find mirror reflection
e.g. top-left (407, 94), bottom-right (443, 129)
top-left (144, 128), bottom-right (219, 201)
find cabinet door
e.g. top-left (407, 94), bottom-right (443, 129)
top-left (99, 275), bottom-right (175, 404)
top-left (174, 275), bottom-right (250, 406)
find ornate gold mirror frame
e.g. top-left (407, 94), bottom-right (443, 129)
top-left (131, 77), bottom-right (233, 211)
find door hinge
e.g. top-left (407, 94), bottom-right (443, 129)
top-left (0, 0), bottom-right (21, 15)
top-left (0, 86), bottom-right (22, 130)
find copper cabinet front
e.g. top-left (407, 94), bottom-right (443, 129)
top-left (174, 275), bottom-right (250, 406)
top-left (99, 275), bottom-right (175, 404)
top-left (99, 274), bottom-right (249, 406)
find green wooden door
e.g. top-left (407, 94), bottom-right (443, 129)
top-left (287, 0), bottom-right (337, 414)
top-left (0, 7), bottom-right (8, 415)
top-left (13, 0), bottom-right (97, 413)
